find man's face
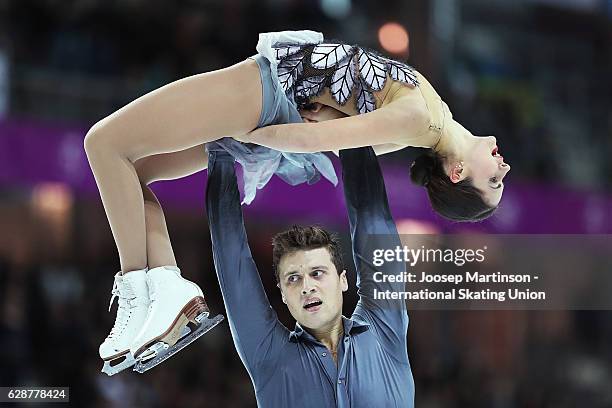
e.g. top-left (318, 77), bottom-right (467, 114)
top-left (277, 247), bottom-right (348, 331)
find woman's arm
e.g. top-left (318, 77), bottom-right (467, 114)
top-left (238, 97), bottom-right (430, 153)
top-left (308, 104), bottom-right (407, 157)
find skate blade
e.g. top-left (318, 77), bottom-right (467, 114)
top-left (133, 296), bottom-right (208, 360)
top-left (101, 352), bottom-right (136, 376)
top-left (137, 325), bottom-right (193, 362)
top-left (133, 314), bottom-right (224, 374)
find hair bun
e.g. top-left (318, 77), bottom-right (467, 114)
top-left (410, 153), bottom-right (436, 187)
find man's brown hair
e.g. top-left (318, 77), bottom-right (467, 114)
top-left (272, 225), bottom-right (343, 283)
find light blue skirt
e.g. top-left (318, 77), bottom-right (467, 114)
top-left (208, 31), bottom-right (336, 205)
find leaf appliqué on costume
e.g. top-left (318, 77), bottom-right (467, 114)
top-left (311, 43), bottom-right (353, 69)
top-left (274, 44), bottom-right (307, 63)
top-left (330, 56), bottom-right (356, 105)
top-left (295, 75), bottom-right (327, 101)
top-left (277, 50), bottom-right (308, 93)
top-left (355, 77), bottom-right (377, 114)
top-left (271, 39), bottom-right (420, 113)
top-left (357, 49), bottom-right (387, 92)
top-left (382, 57), bottom-right (419, 87)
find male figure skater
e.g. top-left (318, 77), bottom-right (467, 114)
top-left (206, 145), bottom-right (414, 407)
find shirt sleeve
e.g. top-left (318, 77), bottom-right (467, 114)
top-left (340, 147), bottom-right (409, 359)
top-left (206, 149), bottom-right (288, 378)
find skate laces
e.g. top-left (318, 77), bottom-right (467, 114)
top-left (106, 276), bottom-right (137, 340)
top-left (107, 276), bottom-right (137, 311)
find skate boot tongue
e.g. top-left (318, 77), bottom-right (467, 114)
top-left (121, 268), bottom-right (149, 289)
top-left (121, 269), bottom-right (150, 306)
top-left (106, 274), bottom-right (138, 338)
top-left (108, 270), bottom-right (148, 311)
top-left (108, 272), bottom-right (128, 312)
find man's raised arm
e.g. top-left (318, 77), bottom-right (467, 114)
top-left (340, 147), bottom-right (408, 356)
top-left (206, 147), bottom-right (286, 376)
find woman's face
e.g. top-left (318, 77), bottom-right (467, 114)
top-left (463, 135), bottom-right (511, 207)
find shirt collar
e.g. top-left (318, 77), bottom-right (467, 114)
top-left (288, 316), bottom-right (370, 343)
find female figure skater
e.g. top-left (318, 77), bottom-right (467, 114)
top-left (85, 30), bottom-right (510, 375)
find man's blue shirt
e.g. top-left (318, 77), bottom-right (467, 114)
top-left (206, 146), bottom-right (414, 407)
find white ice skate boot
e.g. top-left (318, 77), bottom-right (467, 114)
top-left (131, 266), bottom-right (224, 373)
top-left (99, 268), bottom-right (149, 376)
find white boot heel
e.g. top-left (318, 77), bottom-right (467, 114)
top-left (130, 266), bottom-right (224, 373)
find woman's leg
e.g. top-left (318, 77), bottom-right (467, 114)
top-left (99, 144), bottom-right (212, 374)
top-left (84, 59), bottom-right (262, 272)
top-left (142, 186), bottom-right (176, 268)
top-left (134, 145), bottom-right (209, 269)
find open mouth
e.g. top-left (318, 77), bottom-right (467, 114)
top-left (303, 299), bottom-right (323, 311)
top-left (492, 146), bottom-right (503, 160)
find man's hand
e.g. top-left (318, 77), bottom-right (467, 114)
top-left (299, 102), bottom-right (348, 123)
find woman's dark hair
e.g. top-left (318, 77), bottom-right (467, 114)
top-left (410, 151), bottom-right (497, 222)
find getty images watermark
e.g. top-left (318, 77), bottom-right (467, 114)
top-left (372, 245), bottom-right (544, 302)
top-left (366, 235), bottom-right (612, 310)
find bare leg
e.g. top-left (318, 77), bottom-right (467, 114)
top-left (134, 145), bottom-right (209, 269)
top-left (98, 144), bottom-right (213, 374)
top-left (142, 186), bottom-right (176, 269)
top-left (84, 59), bottom-right (261, 272)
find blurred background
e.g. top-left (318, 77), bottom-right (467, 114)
top-left (1, 0), bottom-right (611, 406)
